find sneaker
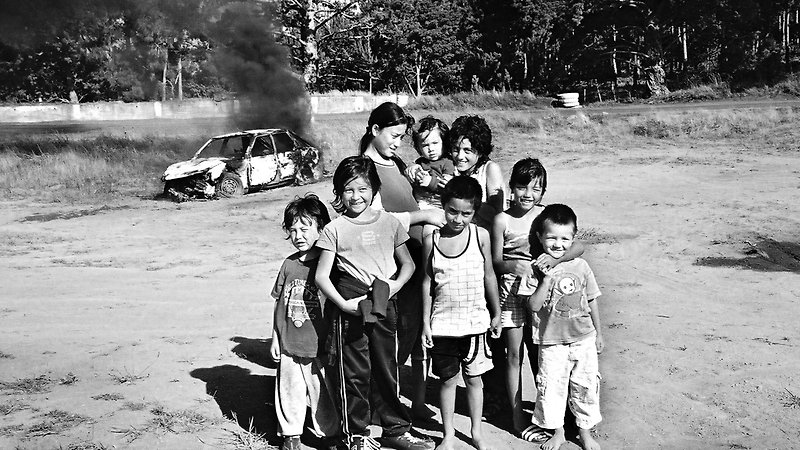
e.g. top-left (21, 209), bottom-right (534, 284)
top-left (380, 431), bottom-right (435, 450)
top-left (281, 435), bottom-right (301, 450)
top-left (349, 435), bottom-right (381, 450)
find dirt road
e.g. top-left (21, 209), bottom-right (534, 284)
top-left (1, 111), bottom-right (799, 449)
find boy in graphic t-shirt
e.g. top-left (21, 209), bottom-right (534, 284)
top-left (270, 194), bottom-right (340, 450)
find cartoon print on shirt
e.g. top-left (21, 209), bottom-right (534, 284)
top-left (549, 272), bottom-right (585, 318)
top-left (284, 279), bottom-right (321, 327)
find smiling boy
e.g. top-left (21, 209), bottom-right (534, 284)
top-left (527, 204), bottom-right (604, 450)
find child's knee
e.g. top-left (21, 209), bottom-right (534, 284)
top-left (464, 374), bottom-right (483, 389)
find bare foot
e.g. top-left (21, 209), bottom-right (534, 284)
top-left (541, 427), bottom-right (566, 450)
top-left (435, 436), bottom-right (456, 450)
top-left (578, 428), bottom-right (601, 450)
top-left (471, 431), bottom-right (491, 450)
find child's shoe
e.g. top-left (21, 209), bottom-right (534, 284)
top-left (349, 435), bottom-right (381, 450)
top-left (281, 435), bottom-right (302, 450)
top-left (380, 431), bottom-right (435, 450)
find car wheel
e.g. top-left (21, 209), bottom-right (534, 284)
top-left (215, 172), bottom-right (244, 198)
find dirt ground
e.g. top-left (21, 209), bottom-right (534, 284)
top-left (1, 114), bottom-right (799, 449)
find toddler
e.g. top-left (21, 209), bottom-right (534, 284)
top-left (406, 116), bottom-right (455, 210)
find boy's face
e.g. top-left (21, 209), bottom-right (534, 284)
top-left (289, 216), bottom-right (321, 252)
top-left (452, 137), bottom-right (480, 172)
top-left (443, 197), bottom-right (475, 233)
top-left (512, 177), bottom-right (544, 211)
top-left (536, 219), bottom-right (575, 260)
top-left (417, 129), bottom-right (443, 161)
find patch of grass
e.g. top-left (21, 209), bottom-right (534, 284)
top-left (60, 441), bottom-right (109, 450)
top-left (662, 83), bottom-right (732, 102)
top-left (109, 366), bottom-right (150, 384)
top-left (0, 351), bottom-right (13, 359)
top-left (408, 90), bottom-right (552, 111)
top-left (783, 388), bottom-right (800, 409)
top-left (91, 393), bottom-right (124, 401)
top-left (121, 401), bottom-right (150, 411)
top-left (59, 372), bottom-right (78, 385)
top-left (0, 399), bottom-right (30, 415)
top-left (24, 409), bottom-right (92, 438)
top-left (148, 405), bottom-right (214, 433)
top-left (222, 414), bottom-right (273, 450)
top-left (0, 374), bottom-right (54, 394)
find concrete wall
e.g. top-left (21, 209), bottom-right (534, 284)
top-left (0, 94), bottom-right (409, 123)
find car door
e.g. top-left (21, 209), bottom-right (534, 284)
top-left (271, 132), bottom-right (297, 182)
top-left (249, 136), bottom-right (280, 187)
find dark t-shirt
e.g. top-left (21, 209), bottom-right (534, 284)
top-left (271, 253), bottom-right (328, 358)
top-left (374, 159), bottom-right (423, 248)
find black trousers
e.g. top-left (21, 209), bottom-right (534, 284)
top-left (334, 287), bottom-right (411, 438)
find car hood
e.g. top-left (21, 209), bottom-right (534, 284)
top-left (162, 157), bottom-right (228, 181)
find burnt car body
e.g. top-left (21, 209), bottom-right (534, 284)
top-left (162, 129), bottom-right (321, 201)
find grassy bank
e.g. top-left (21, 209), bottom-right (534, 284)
top-left (2, 105), bottom-right (798, 204)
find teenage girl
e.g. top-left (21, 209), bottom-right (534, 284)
top-left (315, 156), bottom-right (434, 450)
top-left (448, 115), bottom-right (505, 229)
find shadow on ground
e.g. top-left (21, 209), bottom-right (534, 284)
top-left (696, 239), bottom-right (800, 273)
top-left (230, 336), bottom-right (278, 369)
top-left (190, 364), bottom-right (278, 441)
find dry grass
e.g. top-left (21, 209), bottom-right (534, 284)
top-left (0, 351), bottom-right (13, 359)
top-left (0, 374), bottom-right (54, 394)
top-left (221, 414), bottom-right (275, 450)
top-left (91, 393), bottom-right (124, 401)
top-left (408, 90), bottom-right (553, 110)
top-left (0, 399), bottom-right (31, 415)
top-left (108, 366), bottom-right (151, 384)
top-left (112, 404), bottom-right (217, 442)
top-left (18, 409), bottom-right (92, 438)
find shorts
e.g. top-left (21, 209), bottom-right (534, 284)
top-left (429, 333), bottom-right (493, 380)
top-left (499, 275), bottom-right (531, 328)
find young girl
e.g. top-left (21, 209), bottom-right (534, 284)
top-left (448, 115), bottom-right (505, 229)
top-left (492, 158), bottom-right (586, 439)
top-left (315, 156), bottom-right (434, 450)
top-left (270, 194), bottom-right (340, 450)
top-left (358, 102), bottom-right (445, 422)
top-left (406, 116), bottom-right (455, 210)
top-left (421, 176), bottom-right (501, 450)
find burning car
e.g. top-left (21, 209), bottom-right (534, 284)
top-left (162, 129), bottom-right (321, 201)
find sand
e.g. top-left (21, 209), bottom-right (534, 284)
top-left (1, 122), bottom-right (799, 450)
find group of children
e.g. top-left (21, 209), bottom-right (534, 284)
top-left (269, 102), bottom-right (604, 450)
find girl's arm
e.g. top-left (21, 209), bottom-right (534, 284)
top-left (315, 249), bottom-right (362, 315)
top-left (387, 243), bottom-right (415, 298)
top-left (588, 298), bottom-right (604, 354)
top-left (491, 213), bottom-right (533, 277)
top-left (478, 227), bottom-right (502, 338)
top-left (373, 193), bottom-right (446, 229)
top-left (420, 232), bottom-right (435, 349)
top-left (484, 160), bottom-right (505, 216)
top-left (534, 240), bottom-right (585, 271)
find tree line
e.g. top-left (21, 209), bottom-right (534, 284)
top-left (1, 0), bottom-right (798, 103)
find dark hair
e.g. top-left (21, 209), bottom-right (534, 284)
top-left (509, 158), bottom-right (547, 193)
top-left (282, 194), bottom-right (331, 232)
top-left (331, 156), bottom-right (381, 212)
top-left (440, 176), bottom-right (483, 210)
top-left (534, 203), bottom-right (578, 235)
top-left (449, 115), bottom-right (493, 162)
top-left (358, 102), bottom-right (415, 154)
top-left (412, 116), bottom-right (449, 156)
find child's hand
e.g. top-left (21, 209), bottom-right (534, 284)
top-left (340, 295), bottom-right (366, 316)
top-left (533, 258), bottom-right (555, 278)
top-left (422, 325), bottom-right (434, 349)
top-left (534, 254), bottom-right (558, 272)
top-left (269, 337), bottom-right (280, 361)
top-left (489, 315), bottom-right (502, 339)
top-left (405, 164), bottom-right (423, 183)
top-left (418, 171), bottom-right (433, 187)
top-left (595, 333), bottom-right (605, 354)
top-left (436, 173), bottom-right (453, 190)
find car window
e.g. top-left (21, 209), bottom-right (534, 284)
top-left (252, 137), bottom-right (275, 157)
top-left (272, 133), bottom-right (295, 154)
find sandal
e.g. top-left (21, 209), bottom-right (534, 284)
top-left (519, 424), bottom-right (553, 443)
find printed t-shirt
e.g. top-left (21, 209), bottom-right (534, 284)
top-left (532, 258), bottom-right (601, 345)
top-left (271, 253), bottom-right (328, 358)
top-left (316, 210), bottom-right (409, 287)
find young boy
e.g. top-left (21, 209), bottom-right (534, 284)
top-left (420, 176), bottom-right (502, 450)
top-left (528, 204), bottom-right (604, 450)
top-left (270, 194), bottom-right (340, 450)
